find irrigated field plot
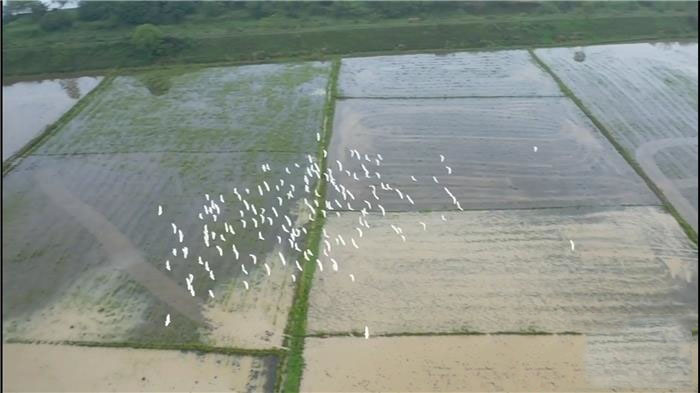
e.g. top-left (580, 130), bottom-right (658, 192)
top-left (3, 343), bottom-right (277, 392)
top-left (3, 62), bottom-right (330, 350)
top-left (326, 98), bottom-right (658, 211)
top-left (2, 153), bottom-right (313, 348)
top-left (308, 207), bottom-right (697, 335)
top-left (34, 63), bottom-right (329, 154)
top-left (534, 42), bottom-right (698, 231)
top-left (339, 50), bottom-right (563, 98)
top-left (302, 335), bottom-right (698, 392)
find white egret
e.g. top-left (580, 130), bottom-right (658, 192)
top-left (349, 274), bottom-right (355, 282)
top-left (208, 290), bottom-right (215, 298)
top-left (241, 264), bottom-right (248, 275)
top-left (264, 263), bottom-right (271, 276)
top-left (198, 213), bottom-right (203, 220)
top-left (171, 223), bottom-right (177, 234)
top-left (205, 194), bottom-right (210, 201)
top-left (433, 176), bottom-right (439, 184)
top-left (166, 260), bottom-right (171, 271)
top-left (250, 254), bottom-right (257, 264)
top-left (440, 154), bottom-right (445, 162)
top-left (205, 261), bottom-right (210, 271)
top-left (406, 195), bottom-right (414, 205)
top-left (158, 205), bottom-right (163, 216)
top-left (351, 238), bottom-right (359, 248)
top-left (291, 274), bottom-right (296, 282)
top-left (419, 221), bottom-right (427, 231)
top-left (356, 227), bottom-right (363, 238)
top-left (364, 326), bottom-right (369, 339)
top-left (446, 166), bottom-right (452, 175)
top-left (178, 230), bottom-right (184, 243)
top-left (165, 314), bottom-right (171, 327)
top-left (533, 146), bottom-right (538, 152)
top-left (378, 204), bottom-right (386, 216)
top-left (198, 256), bottom-right (204, 265)
top-left (570, 240), bottom-right (575, 252)
top-left (243, 281), bottom-right (249, 290)
top-left (219, 194), bottom-right (225, 203)
top-left (215, 245), bottom-right (223, 256)
top-left (172, 248), bottom-right (177, 257)
top-left (441, 214), bottom-right (447, 222)
top-left (316, 259), bottom-right (323, 272)
top-left (209, 270), bottom-right (215, 280)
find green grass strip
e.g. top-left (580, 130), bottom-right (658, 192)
top-left (306, 330), bottom-right (583, 338)
top-left (529, 49), bottom-right (698, 246)
top-left (4, 338), bottom-right (282, 357)
top-left (2, 74), bottom-right (115, 176)
top-left (276, 57), bottom-right (341, 393)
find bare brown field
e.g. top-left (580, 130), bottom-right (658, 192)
top-left (302, 335), bottom-right (698, 392)
top-left (2, 343), bottom-right (277, 392)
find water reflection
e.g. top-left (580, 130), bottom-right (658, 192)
top-left (2, 76), bottom-right (102, 161)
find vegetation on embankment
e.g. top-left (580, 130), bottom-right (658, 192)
top-left (2, 1), bottom-right (697, 80)
top-left (275, 57), bottom-right (340, 393)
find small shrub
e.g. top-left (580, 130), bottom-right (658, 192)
top-left (39, 11), bottom-right (73, 31)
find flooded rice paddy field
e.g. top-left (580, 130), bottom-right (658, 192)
top-left (3, 343), bottom-right (277, 392)
top-left (339, 50), bottom-right (563, 98)
top-left (3, 61), bottom-right (332, 351)
top-left (34, 63), bottom-right (329, 155)
top-left (302, 336), bottom-right (698, 392)
top-left (2, 77), bottom-right (102, 160)
top-left (305, 208), bottom-right (697, 391)
top-left (307, 207), bottom-right (697, 335)
top-left (326, 98), bottom-right (659, 211)
top-left (2, 152), bottom-right (314, 348)
top-left (534, 42), bottom-right (699, 231)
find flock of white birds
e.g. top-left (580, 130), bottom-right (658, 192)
top-left (158, 144), bottom-right (574, 337)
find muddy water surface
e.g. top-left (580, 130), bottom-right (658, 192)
top-left (2, 77), bottom-right (102, 160)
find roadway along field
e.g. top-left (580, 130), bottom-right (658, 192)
top-left (2, 62), bottom-right (330, 350)
top-left (339, 50), bottom-right (565, 98)
top-left (534, 42), bottom-right (699, 232)
top-left (326, 98), bottom-right (659, 211)
top-left (3, 343), bottom-right (278, 392)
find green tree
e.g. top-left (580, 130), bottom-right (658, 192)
top-left (28, 0), bottom-right (47, 21)
top-left (131, 23), bottom-right (164, 58)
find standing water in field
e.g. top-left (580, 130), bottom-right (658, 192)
top-left (2, 76), bottom-right (103, 161)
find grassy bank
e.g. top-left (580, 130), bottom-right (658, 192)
top-left (3, 11), bottom-right (697, 79)
top-left (276, 57), bottom-right (340, 393)
top-left (4, 338), bottom-right (283, 357)
top-left (530, 50), bottom-right (698, 246)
